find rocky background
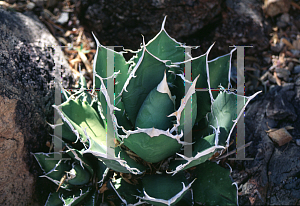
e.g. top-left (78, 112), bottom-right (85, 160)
top-left (0, 0), bottom-right (300, 205)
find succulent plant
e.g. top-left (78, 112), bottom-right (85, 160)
top-left (34, 17), bottom-right (260, 206)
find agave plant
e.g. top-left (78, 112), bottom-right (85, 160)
top-left (34, 17), bottom-right (260, 206)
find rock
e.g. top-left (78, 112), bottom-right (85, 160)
top-left (263, 0), bottom-right (291, 17)
top-left (211, 0), bottom-right (270, 56)
top-left (287, 62), bottom-right (294, 71)
top-left (76, 0), bottom-right (223, 51)
top-left (267, 127), bottom-right (293, 146)
top-left (0, 8), bottom-right (73, 205)
top-left (275, 68), bottom-right (290, 81)
top-left (271, 39), bottom-right (285, 52)
top-left (293, 65), bottom-right (300, 74)
top-left (56, 12), bottom-right (69, 25)
top-left (276, 13), bottom-right (290, 28)
top-left (265, 88), bottom-right (297, 121)
top-left (73, 0), bottom-right (270, 57)
top-left (235, 84), bottom-right (300, 205)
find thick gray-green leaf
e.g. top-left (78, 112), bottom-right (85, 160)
top-left (123, 129), bottom-right (182, 163)
top-left (57, 99), bottom-right (106, 145)
top-left (67, 163), bottom-right (91, 185)
top-left (135, 86), bottom-right (174, 130)
top-left (45, 192), bottom-right (63, 206)
top-left (192, 161), bottom-right (237, 205)
top-left (139, 173), bottom-right (192, 206)
top-left (61, 187), bottom-right (91, 206)
top-left (122, 49), bottom-right (169, 125)
top-left (111, 177), bottom-right (143, 205)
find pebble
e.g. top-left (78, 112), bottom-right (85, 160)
top-left (288, 62), bottom-right (294, 71)
top-left (296, 139), bottom-right (300, 146)
top-left (275, 68), bottom-right (290, 81)
top-left (271, 40), bottom-right (284, 52)
top-left (57, 12), bottom-right (69, 25)
top-left (280, 13), bottom-right (290, 23)
top-left (26, 2), bottom-right (35, 10)
top-left (277, 13), bottom-right (290, 28)
top-left (290, 49), bottom-right (300, 56)
top-left (293, 65), bottom-right (300, 74)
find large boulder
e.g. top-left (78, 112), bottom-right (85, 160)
top-left (75, 0), bottom-right (270, 58)
top-left (77, 0), bottom-right (224, 50)
top-left (0, 8), bottom-right (73, 205)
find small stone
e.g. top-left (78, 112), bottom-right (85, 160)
top-left (287, 62), bottom-right (294, 71)
top-left (275, 68), bottom-right (290, 81)
top-left (26, 2), bottom-right (35, 10)
top-left (280, 13), bottom-right (290, 23)
top-left (56, 12), bottom-right (69, 25)
top-left (277, 21), bottom-right (288, 28)
top-left (271, 40), bottom-right (284, 52)
top-left (295, 77), bottom-right (300, 86)
top-left (290, 49), bottom-right (300, 56)
top-left (263, 0), bottom-right (290, 17)
top-left (293, 65), bottom-right (300, 74)
top-left (268, 128), bottom-right (293, 146)
top-left (282, 83), bottom-right (294, 91)
top-left (296, 139), bottom-right (300, 146)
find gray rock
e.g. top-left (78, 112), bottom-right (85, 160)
top-left (265, 90), bottom-right (297, 121)
top-left (275, 68), bottom-right (290, 81)
top-left (0, 8), bottom-right (73, 205)
top-left (77, 0), bottom-right (223, 51)
top-left (293, 65), bottom-right (300, 74)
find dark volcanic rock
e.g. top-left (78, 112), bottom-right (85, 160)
top-left (0, 8), bottom-right (73, 205)
top-left (76, 0), bottom-right (224, 51)
top-left (234, 84), bottom-right (300, 205)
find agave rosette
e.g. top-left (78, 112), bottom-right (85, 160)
top-left (34, 17), bottom-right (260, 205)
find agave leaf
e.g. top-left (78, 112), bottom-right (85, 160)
top-left (77, 73), bottom-right (93, 104)
top-left (167, 67), bottom-right (185, 109)
top-left (45, 192), bottom-right (63, 206)
top-left (66, 163), bottom-right (91, 185)
top-left (135, 72), bottom-right (174, 130)
top-left (33, 152), bottom-right (74, 190)
top-left (100, 146), bottom-right (146, 175)
top-left (66, 148), bottom-right (94, 175)
top-left (60, 187), bottom-right (91, 206)
top-left (168, 75), bottom-right (199, 134)
top-left (93, 34), bottom-right (133, 132)
top-left (132, 16), bottom-right (187, 64)
top-left (182, 46), bottom-right (236, 123)
top-left (84, 137), bottom-right (146, 174)
top-left (121, 39), bottom-right (170, 125)
top-left (111, 177), bottom-right (143, 205)
top-left (93, 34), bottom-right (129, 95)
top-left (168, 90), bottom-right (261, 174)
top-left (177, 93), bottom-right (197, 134)
top-left (84, 189), bottom-right (98, 206)
top-left (60, 123), bottom-right (78, 142)
top-left (96, 160), bottom-right (109, 185)
top-left (33, 152), bottom-right (66, 174)
top-left (168, 133), bottom-right (225, 174)
top-left (138, 173), bottom-right (195, 206)
top-left (82, 76), bottom-right (146, 175)
top-left (62, 88), bottom-right (71, 103)
top-left (199, 90), bottom-right (262, 147)
top-left (122, 128), bottom-right (186, 163)
top-left (176, 189), bottom-right (193, 206)
top-left (54, 98), bottom-right (107, 146)
top-left (192, 161), bottom-right (237, 205)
